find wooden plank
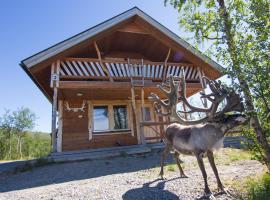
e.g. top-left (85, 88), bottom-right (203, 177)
top-left (50, 62), bottom-right (55, 88)
top-left (93, 41), bottom-right (113, 81)
top-left (155, 65), bottom-right (159, 78)
top-left (145, 136), bottom-right (161, 140)
top-left (64, 57), bottom-right (195, 68)
top-left (59, 81), bottom-right (202, 89)
top-left (140, 88), bottom-right (146, 144)
top-left (95, 62), bottom-right (106, 76)
top-left (61, 61), bottom-right (72, 76)
top-left (191, 67), bottom-right (198, 79)
top-left (124, 64), bottom-right (130, 77)
top-left (158, 65), bottom-right (163, 78)
top-left (72, 61), bottom-right (83, 76)
top-left (120, 63), bottom-right (127, 76)
top-left (56, 60), bottom-right (60, 87)
top-left (105, 62), bottom-right (114, 77)
top-left (141, 121), bottom-right (172, 126)
top-left (83, 62), bottom-right (95, 76)
top-left (88, 101), bottom-right (93, 140)
top-left (186, 67), bottom-right (194, 80)
top-left (131, 87), bottom-right (142, 144)
top-left (57, 100), bottom-right (63, 152)
top-left (174, 66), bottom-right (180, 77)
top-left (90, 62), bottom-right (100, 76)
top-left (110, 63), bottom-right (119, 76)
top-left (162, 48), bottom-right (171, 81)
top-left (66, 61), bottom-right (78, 76)
top-left (59, 68), bottom-right (65, 76)
top-left (77, 61), bottom-right (90, 76)
top-left (51, 87), bottom-right (58, 153)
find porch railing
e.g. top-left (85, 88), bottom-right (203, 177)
top-left (58, 58), bottom-right (200, 81)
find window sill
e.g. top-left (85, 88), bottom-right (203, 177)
top-left (93, 129), bottom-right (131, 136)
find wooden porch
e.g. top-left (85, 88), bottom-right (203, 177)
top-left (49, 56), bottom-right (207, 152)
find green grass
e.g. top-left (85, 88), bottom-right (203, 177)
top-left (167, 164), bottom-right (176, 172)
top-left (0, 131), bottom-right (51, 161)
top-left (163, 148), bottom-right (252, 172)
top-left (232, 173), bottom-right (270, 200)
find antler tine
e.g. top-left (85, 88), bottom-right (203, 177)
top-left (178, 68), bottom-right (212, 113)
top-left (153, 102), bottom-right (171, 116)
top-left (149, 93), bottom-right (171, 109)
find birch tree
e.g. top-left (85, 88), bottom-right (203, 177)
top-left (165, 0), bottom-right (270, 170)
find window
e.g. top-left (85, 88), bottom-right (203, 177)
top-left (93, 104), bottom-right (129, 133)
top-left (93, 106), bottom-right (109, 132)
top-left (142, 107), bottom-right (151, 121)
top-left (113, 105), bottom-right (128, 129)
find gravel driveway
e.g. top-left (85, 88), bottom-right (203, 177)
top-left (0, 150), bottom-right (264, 200)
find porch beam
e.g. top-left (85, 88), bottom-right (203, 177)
top-left (59, 81), bottom-right (201, 90)
top-left (93, 41), bottom-right (113, 82)
top-left (162, 47), bottom-right (171, 81)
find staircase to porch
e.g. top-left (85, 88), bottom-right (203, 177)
top-left (48, 142), bottom-right (165, 163)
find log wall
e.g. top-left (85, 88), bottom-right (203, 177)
top-left (61, 100), bottom-right (139, 151)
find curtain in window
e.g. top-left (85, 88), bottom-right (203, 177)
top-left (93, 106), bottom-right (109, 131)
top-left (113, 106), bottom-right (128, 129)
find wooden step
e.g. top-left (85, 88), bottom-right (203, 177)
top-left (48, 144), bottom-right (154, 163)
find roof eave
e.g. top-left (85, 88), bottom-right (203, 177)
top-left (22, 7), bottom-right (225, 73)
top-left (20, 62), bottom-right (52, 103)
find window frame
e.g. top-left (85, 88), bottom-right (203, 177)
top-left (91, 102), bottom-right (131, 135)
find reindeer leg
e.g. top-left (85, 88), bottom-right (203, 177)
top-left (159, 143), bottom-right (171, 179)
top-left (207, 150), bottom-right (228, 194)
top-left (174, 152), bottom-right (188, 178)
top-left (195, 152), bottom-right (214, 199)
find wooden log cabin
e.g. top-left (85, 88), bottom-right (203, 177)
top-left (20, 7), bottom-right (223, 153)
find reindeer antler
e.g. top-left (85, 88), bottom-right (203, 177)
top-left (149, 68), bottom-right (243, 125)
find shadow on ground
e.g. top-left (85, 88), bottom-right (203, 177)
top-left (0, 150), bottom-right (175, 193)
top-left (122, 178), bottom-right (181, 200)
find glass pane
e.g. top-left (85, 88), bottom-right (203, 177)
top-left (113, 106), bottom-right (128, 129)
top-left (93, 106), bottom-right (109, 131)
top-left (143, 107), bottom-right (151, 121)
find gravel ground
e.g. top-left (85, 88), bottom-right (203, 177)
top-left (0, 150), bottom-right (265, 200)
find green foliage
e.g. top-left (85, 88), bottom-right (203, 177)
top-left (235, 173), bottom-right (270, 200)
top-left (0, 108), bottom-right (51, 160)
top-left (165, 0), bottom-right (270, 167)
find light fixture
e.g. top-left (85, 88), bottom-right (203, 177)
top-left (76, 92), bottom-right (84, 97)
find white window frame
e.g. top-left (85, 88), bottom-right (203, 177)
top-left (91, 101), bottom-right (131, 135)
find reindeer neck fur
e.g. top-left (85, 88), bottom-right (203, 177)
top-left (165, 114), bottom-right (244, 154)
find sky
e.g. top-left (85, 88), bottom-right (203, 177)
top-left (0, 0), bottom-right (220, 133)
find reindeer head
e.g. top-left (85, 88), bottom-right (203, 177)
top-left (149, 68), bottom-right (245, 125)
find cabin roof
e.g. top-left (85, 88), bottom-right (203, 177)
top-left (21, 7), bottom-right (224, 72)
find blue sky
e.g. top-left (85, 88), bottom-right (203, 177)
top-left (0, 0), bottom-right (216, 132)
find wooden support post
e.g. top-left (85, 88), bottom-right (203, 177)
top-left (93, 41), bottom-right (113, 82)
top-left (51, 87), bottom-right (58, 153)
top-left (50, 61), bottom-right (60, 153)
top-left (131, 87), bottom-right (145, 144)
top-left (140, 87), bottom-right (146, 144)
top-left (162, 48), bottom-right (171, 82)
top-left (56, 100), bottom-right (63, 152)
top-left (198, 67), bottom-right (208, 108)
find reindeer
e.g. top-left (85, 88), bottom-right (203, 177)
top-left (149, 69), bottom-right (247, 198)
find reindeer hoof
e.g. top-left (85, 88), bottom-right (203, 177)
top-left (204, 192), bottom-right (215, 200)
top-left (159, 172), bottom-right (165, 180)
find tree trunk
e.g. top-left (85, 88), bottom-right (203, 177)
top-left (19, 135), bottom-right (22, 159)
top-left (217, 0), bottom-right (270, 171)
top-left (8, 134), bottom-right (12, 159)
